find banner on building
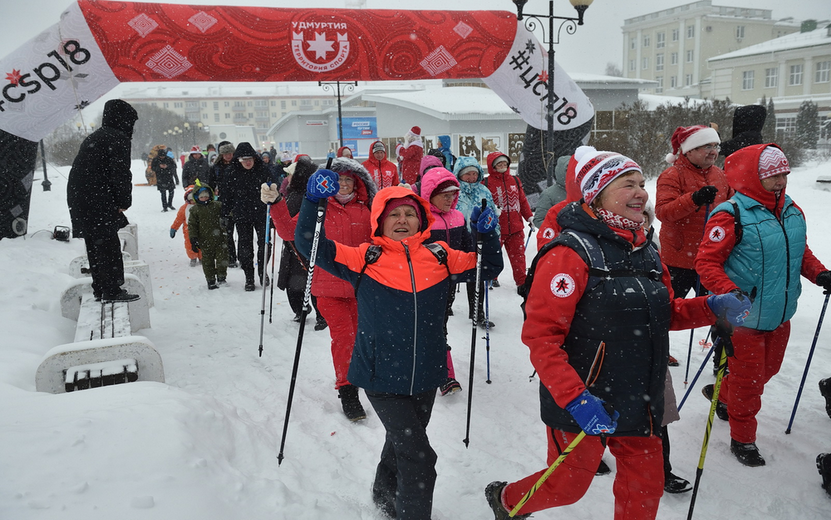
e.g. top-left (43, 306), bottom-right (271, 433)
top-left (0, 0), bottom-right (593, 141)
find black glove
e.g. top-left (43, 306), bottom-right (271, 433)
top-left (190, 239), bottom-right (200, 253)
top-left (691, 185), bottom-right (718, 206)
top-left (817, 271), bottom-right (831, 294)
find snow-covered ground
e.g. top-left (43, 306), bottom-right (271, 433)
top-left (1, 157), bottom-right (830, 519)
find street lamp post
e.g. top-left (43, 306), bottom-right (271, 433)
top-left (511, 0), bottom-right (593, 187)
top-left (319, 80), bottom-right (358, 148)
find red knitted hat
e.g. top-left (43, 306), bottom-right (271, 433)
top-left (758, 146), bottom-right (789, 179)
top-left (380, 196), bottom-right (423, 227)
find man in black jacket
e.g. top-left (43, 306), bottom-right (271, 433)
top-left (222, 142), bottom-right (276, 291)
top-left (67, 99), bottom-right (139, 302)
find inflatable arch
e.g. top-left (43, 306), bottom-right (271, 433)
top-left (0, 0), bottom-right (593, 238)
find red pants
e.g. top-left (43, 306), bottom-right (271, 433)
top-left (504, 427), bottom-right (664, 520)
top-left (316, 296), bottom-right (358, 389)
top-left (501, 231), bottom-right (527, 287)
top-left (718, 322), bottom-right (790, 443)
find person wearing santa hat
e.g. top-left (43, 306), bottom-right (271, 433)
top-left (486, 148), bottom-right (750, 520)
top-left (656, 124), bottom-right (732, 300)
top-left (696, 143), bottom-right (831, 467)
top-left (294, 174), bottom-right (502, 520)
top-left (399, 126), bottom-right (424, 185)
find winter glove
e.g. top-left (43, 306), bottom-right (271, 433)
top-left (169, 228), bottom-right (176, 239)
top-left (190, 239), bottom-right (200, 253)
top-left (707, 290), bottom-right (752, 327)
top-left (261, 182), bottom-right (281, 204)
top-left (527, 218), bottom-right (537, 233)
top-left (305, 169), bottom-right (339, 203)
top-left (691, 185), bottom-right (718, 207)
top-left (817, 271), bottom-right (831, 294)
top-left (470, 205), bottom-right (498, 234)
top-left (565, 389), bottom-right (619, 435)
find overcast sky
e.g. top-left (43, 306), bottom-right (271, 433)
top-left (3, 0), bottom-right (829, 75)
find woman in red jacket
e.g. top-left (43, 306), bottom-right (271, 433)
top-left (485, 152), bottom-right (534, 289)
top-left (485, 149), bottom-right (750, 520)
top-left (262, 157), bottom-right (377, 421)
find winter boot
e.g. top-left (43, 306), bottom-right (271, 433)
top-left (668, 355), bottom-right (679, 367)
top-left (817, 453), bottom-right (831, 496)
top-left (207, 280), bottom-right (218, 290)
top-left (702, 384), bottom-right (729, 421)
top-left (338, 385), bottom-right (367, 422)
top-left (596, 458), bottom-right (611, 475)
top-left (372, 488), bottom-right (396, 519)
top-left (485, 481), bottom-right (529, 520)
top-left (314, 315), bottom-right (328, 331)
top-left (664, 472), bottom-right (692, 493)
top-left (190, 258), bottom-right (198, 267)
top-left (730, 439), bottom-right (766, 467)
top-left (102, 290), bottom-right (140, 303)
top-left (477, 312), bottom-right (496, 329)
top-left (244, 272), bottom-right (255, 292)
top-left (440, 378), bottom-right (462, 396)
top-left (217, 277), bottom-right (227, 286)
top-left (819, 378), bottom-right (831, 419)
top-left (491, 279), bottom-right (500, 288)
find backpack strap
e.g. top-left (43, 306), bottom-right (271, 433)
top-left (728, 199), bottom-right (743, 246)
top-left (353, 243), bottom-right (450, 297)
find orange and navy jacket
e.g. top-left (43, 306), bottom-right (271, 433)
top-left (295, 186), bottom-right (503, 395)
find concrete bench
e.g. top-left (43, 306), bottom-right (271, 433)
top-left (68, 255), bottom-right (154, 307)
top-left (118, 223), bottom-right (139, 260)
top-left (60, 275), bottom-right (151, 333)
top-left (36, 336), bottom-right (164, 394)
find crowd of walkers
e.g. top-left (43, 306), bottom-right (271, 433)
top-left (72, 103), bottom-right (831, 520)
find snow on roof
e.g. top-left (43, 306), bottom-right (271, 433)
top-left (363, 87), bottom-right (515, 119)
top-left (570, 73), bottom-right (657, 87)
top-left (709, 25), bottom-right (831, 62)
top-left (638, 93), bottom-right (709, 110)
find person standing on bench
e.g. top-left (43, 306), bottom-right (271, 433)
top-left (67, 99), bottom-right (140, 303)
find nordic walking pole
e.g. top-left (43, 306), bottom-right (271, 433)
top-left (510, 430), bottom-right (587, 517)
top-left (258, 200), bottom-right (273, 357)
top-left (685, 202), bottom-right (711, 386)
top-left (785, 291), bottom-right (830, 434)
top-left (463, 199), bottom-right (487, 448)
top-left (485, 280), bottom-right (492, 384)
top-left (677, 340), bottom-right (717, 412)
top-left (268, 226), bottom-right (278, 323)
top-left (278, 195), bottom-right (328, 465)
top-left (687, 332), bottom-right (733, 520)
top-left (524, 222), bottom-right (534, 250)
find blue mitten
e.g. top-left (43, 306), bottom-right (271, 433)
top-left (707, 290), bottom-right (751, 327)
top-left (471, 206), bottom-right (498, 234)
top-left (306, 169), bottom-right (339, 203)
top-left (169, 228), bottom-right (176, 239)
top-left (565, 389), bottom-right (619, 435)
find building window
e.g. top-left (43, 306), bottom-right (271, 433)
top-left (736, 26), bottom-right (745, 39)
top-left (816, 61), bottom-right (831, 83)
top-left (225, 113), bottom-right (230, 119)
top-left (630, 37), bottom-right (636, 50)
top-left (163, 102), bottom-right (169, 108)
top-left (789, 64), bottom-right (803, 86)
top-left (629, 59), bottom-right (636, 72)
top-left (174, 102), bottom-right (183, 108)
top-left (291, 100), bottom-right (297, 106)
top-left (642, 57), bottom-right (649, 70)
top-left (656, 32), bottom-right (665, 48)
top-left (281, 100), bottom-right (286, 109)
top-left (248, 112), bottom-right (253, 118)
top-left (301, 99), bottom-right (312, 106)
top-left (200, 101), bottom-right (207, 108)
top-left (671, 52), bottom-right (678, 65)
top-left (213, 101), bottom-right (219, 110)
top-left (685, 74), bottom-right (693, 87)
top-left (670, 76), bottom-right (677, 88)
top-left (686, 25), bottom-right (694, 38)
top-left (247, 101), bottom-right (252, 107)
top-left (656, 54), bottom-right (664, 71)
top-left (235, 101), bottom-right (244, 107)
top-left (742, 70), bottom-right (755, 90)
top-left (686, 50), bottom-right (694, 63)
top-left (672, 28), bottom-right (679, 41)
top-left (765, 68), bottom-right (778, 88)
top-left (224, 101), bottom-right (230, 107)
top-left (214, 113), bottom-right (219, 122)
top-left (272, 112), bottom-right (277, 118)
top-left (776, 116), bottom-right (796, 136)
top-left (271, 100), bottom-right (276, 106)
top-left (656, 76), bottom-right (663, 93)
top-left (643, 35), bottom-right (650, 47)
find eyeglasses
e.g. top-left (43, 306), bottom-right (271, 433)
top-left (695, 144), bottom-right (720, 152)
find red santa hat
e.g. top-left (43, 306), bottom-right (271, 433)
top-left (573, 146), bottom-right (642, 206)
top-left (189, 145), bottom-right (202, 155)
top-left (409, 126), bottom-right (421, 137)
top-left (665, 125), bottom-right (720, 164)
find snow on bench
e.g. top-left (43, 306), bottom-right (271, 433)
top-left (60, 275), bottom-right (150, 333)
top-left (118, 223), bottom-right (139, 261)
top-left (68, 255), bottom-right (154, 307)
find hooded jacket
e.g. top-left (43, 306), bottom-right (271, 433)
top-left (696, 144), bottom-right (827, 331)
top-left (453, 156), bottom-right (499, 234)
top-left (436, 135), bottom-right (456, 171)
top-left (271, 157), bottom-right (377, 299)
top-left (67, 99), bottom-right (137, 237)
top-left (421, 168), bottom-right (471, 252)
top-left (187, 185), bottom-right (227, 249)
top-left (182, 153), bottom-right (208, 187)
top-left (222, 142), bottom-right (276, 223)
top-left (655, 153), bottom-right (732, 270)
top-left (152, 153), bottom-right (179, 191)
top-left (399, 136), bottom-right (424, 185)
top-left (533, 155), bottom-right (569, 228)
top-left (720, 105), bottom-right (767, 158)
top-left (485, 152), bottom-right (533, 236)
top-left (536, 155), bottom-right (580, 250)
top-left (362, 140), bottom-right (398, 189)
top-left (294, 186), bottom-right (503, 395)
